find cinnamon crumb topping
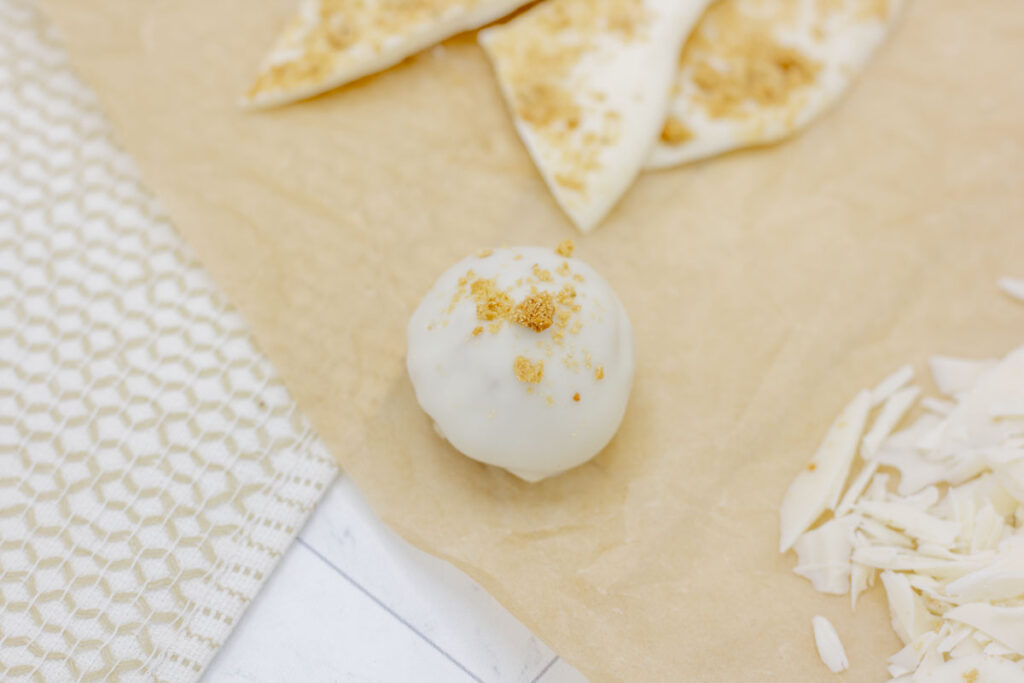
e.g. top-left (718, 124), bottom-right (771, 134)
top-left (514, 356), bottom-right (545, 384)
top-left (573, 392), bottom-right (581, 402)
top-left (555, 239), bottom-right (575, 257)
top-left (513, 292), bottom-right (555, 332)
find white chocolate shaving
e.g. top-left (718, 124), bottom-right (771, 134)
top-left (871, 364), bottom-right (915, 406)
top-left (861, 385), bottom-right (921, 459)
top-left (778, 390), bottom-right (871, 552)
top-left (945, 604), bottom-right (1024, 656)
top-left (793, 516), bottom-right (855, 595)
top-left (811, 616), bottom-right (849, 673)
top-left (999, 277), bottom-right (1024, 303)
top-left (928, 356), bottom-right (996, 397)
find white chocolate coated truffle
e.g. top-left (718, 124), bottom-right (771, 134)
top-left (406, 245), bottom-right (634, 481)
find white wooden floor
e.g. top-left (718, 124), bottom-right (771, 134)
top-left (203, 475), bottom-right (588, 683)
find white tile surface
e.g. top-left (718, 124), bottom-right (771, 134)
top-left (537, 657), bottom-right (591, 683)
top-left (203, 541), bottom-right (467, 683)
top-left (203, 476), bottom-right (589, 683)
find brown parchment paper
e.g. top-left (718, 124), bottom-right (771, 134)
top-left (40, 0), bottom-right (1024, 679)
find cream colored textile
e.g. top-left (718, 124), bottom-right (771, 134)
top-left (0, 2), bottom-right (338, 680)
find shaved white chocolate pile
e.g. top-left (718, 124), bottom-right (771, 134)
top-left (480, 0), bottom-right (712, 232)
top-left (647, 0), bottom-right (903, 169)
top-left (813, 615), bottom-right (850, 673)
top-left (781, 336), bottom-right (1024, 677)
top-left (243, 0), bottom-right (532, 108)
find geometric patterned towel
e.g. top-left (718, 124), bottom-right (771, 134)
top-left (0, 1), bottom-right (338, 680)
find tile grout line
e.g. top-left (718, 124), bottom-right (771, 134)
top-left (530, 655), bottom-right (559, 683)
top-left (295, 537), bottom-right (486, 683)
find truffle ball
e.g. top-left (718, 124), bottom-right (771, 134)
top-left (406, 244), bottom-right (634, 481)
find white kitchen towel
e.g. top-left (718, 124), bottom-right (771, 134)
top-left (0, 1), bottom-right (338, 680)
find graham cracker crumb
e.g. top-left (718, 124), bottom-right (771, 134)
top-left (248, 0), bottom-right (472, 101)
top-left (660, 115), bottom-right (693, 145)
top-left (555, 239), bottom-right (575, 257)
top-left (513, 292), bottom-right (556, 332)
top-left (516, 82), bottom-right (581, 129)
top-left (471, 278), bottom-right (513, 321)
top-left (472, 326), bottom-right (483, 336)
top-left (553, 171), bottom-right (586, 192)
top-left (573, 392), bottom-right (581, 402)
top-left (532, 265), bottom-right (554, 282)
top-left (555, 284), bottom-right (577, 306)
top-left (963, 669), bottom-right (979, 683)
top-left (514, 356), bottom-right (545, 384)
top-left (859, 0), bottom-right (890, 21)
top-left (477, 248), bottom-right (494, 258)
top-left (595, 366), bottom-right (604, 380)
top-left (546, 396), bottom-right (555, 406)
